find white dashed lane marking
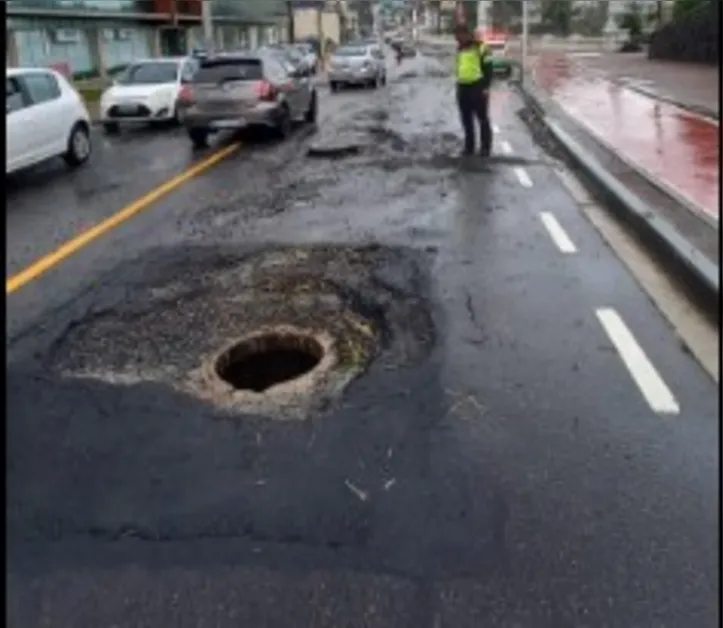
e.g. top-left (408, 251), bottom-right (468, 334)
top-left (539, 211), bottom-right (577, 254)
top-left (595, 308), bottom-right (680, 415)
top-left (513, 166), bottom-right (533, 188)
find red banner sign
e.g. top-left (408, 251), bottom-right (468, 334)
top-left (49, 61), bottom-right (71, 78)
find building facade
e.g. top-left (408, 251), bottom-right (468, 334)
top-left (6, 0), bottom-right (288, 79)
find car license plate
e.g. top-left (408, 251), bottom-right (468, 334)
top-left (210, 118), bottom-right (245, 129)
top-left (117, 104), bottom-right (138, 114)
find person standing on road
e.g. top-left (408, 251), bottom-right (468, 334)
top-left (454, 24), bottom-right (493, 157)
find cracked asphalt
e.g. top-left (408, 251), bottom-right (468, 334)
top-left (7, 46), bottom-right (719, 627)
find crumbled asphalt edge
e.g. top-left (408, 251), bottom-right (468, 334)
top-left (516, 83), bottom-right (720, 321)
top-left (8, 244), bottom-right (442, 546)
top-left (40, 244), bottom-right (437, 417)
top-left (6, 76), bottom-right (442, 359)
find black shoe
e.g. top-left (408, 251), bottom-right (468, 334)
top-left (479, 147), bottom-right (491, 158)
top-left (459, 149), bottom-right (474, 158)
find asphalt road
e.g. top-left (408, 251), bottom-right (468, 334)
top-left (7, 49), bottom-right (718, 627)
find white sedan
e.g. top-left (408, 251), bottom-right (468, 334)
top-left (6, 67), bottom-right (92, 175)
top-left (99, 56), bottom-right (199, 134)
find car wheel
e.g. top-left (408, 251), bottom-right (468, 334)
top-left (64, 122), bottom-right (92, 168)
top-left (330, 81), bottom-right (339, 93)
top-left (371, 76), bottom-right (379, 89)
top-left (103, 121), bottom-right (120, 135)
top-left (275, 106), bottom-right (292, 139)
top-left (188, 127), bottom-right (209, 148)
top-left (304, 90), bottom-right (318, 124)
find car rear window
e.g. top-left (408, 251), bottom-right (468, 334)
top-left (194, 59), bottom-right (263, 82)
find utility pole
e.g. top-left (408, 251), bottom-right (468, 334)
top-left (287, 0), bottom-right (295, 42)
top-left (521, 0), bottom-right (528, 84)
top-left (201, 0), bottom-right (213, 50)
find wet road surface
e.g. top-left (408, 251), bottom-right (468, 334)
top-left (532, 51), bottom-right (720, 223)
top-left (7, 50), bottom-right (719, 627)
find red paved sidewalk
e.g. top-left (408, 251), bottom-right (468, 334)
top-left (532, 52), bottom-right (719, 224)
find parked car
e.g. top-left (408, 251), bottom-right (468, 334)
top-left (6, 67), bottom-right (92, 175)
top-left (328, 44), bottom-right (387, 91)
top-left (180, 51), bottom-right (318, 148)
top-left (99, 56), bottom-right (199, 134)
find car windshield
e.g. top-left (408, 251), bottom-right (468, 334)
top-left (335, 47), bottom-right (368, 57)
top-left (296, 43), bottom-right (313, 54)
top-left (117, 61), bottom-right (179, 85)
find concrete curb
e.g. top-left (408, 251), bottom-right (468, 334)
top-left (517, 83), bottom-right (719, 318)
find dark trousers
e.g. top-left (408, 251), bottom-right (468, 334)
top-left (456, 81), bottom-right (492, 155)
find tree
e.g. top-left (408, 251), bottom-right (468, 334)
top-left (573, 0), bottom-right (609, 36)
top-left (489, 0), bottom-right (522, 30)
top-left (672, 0), bottom-right (711, 21)
top-left (541, 0), bottom-right (573, 36)
top-left (617, 0), bottom-right (643, 40)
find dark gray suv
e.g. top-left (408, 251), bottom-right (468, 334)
top-left (179, 51), bottom-right (318, 148)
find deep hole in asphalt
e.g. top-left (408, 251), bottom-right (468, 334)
top-left (216, 333), bottom-right (324, 392)
top-left (41, 245), bottom-right (435, 420)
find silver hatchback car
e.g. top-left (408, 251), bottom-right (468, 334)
top-left (180, 51), bottom-right (318, 147)
top-left (328, 44), bottom-right (387, 92)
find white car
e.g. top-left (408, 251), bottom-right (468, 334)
top-left (328, 44), bottom-right (387, 91)
top-left (6, 67), bottom-right (92, 175)
top-left (99, 56), bottom-right (199, 134)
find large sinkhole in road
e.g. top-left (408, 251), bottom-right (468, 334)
top-left (215, 333), bottom-right (324, 392)
top-left (43, 245), bottom-right (437, 418)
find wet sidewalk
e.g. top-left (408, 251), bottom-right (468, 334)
top-left (532, 52), bottom-right (719, 224)
top-left (565, 51), bottom-right (719, 119)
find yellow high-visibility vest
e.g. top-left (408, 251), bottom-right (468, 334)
top-left (456, 48), bottom-right (483, 84)
top-left (479, 42), bottom-right (490, 58)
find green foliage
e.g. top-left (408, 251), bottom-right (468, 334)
top-left (489, 0), bottom-right (522, 29)
top-left (573, 0), bottom-right (609, 36)
top-left (76, 86), bottom-right (103, 102)
top-left (672, 0), bottom-right (710, 20)
top-left (541, 0), bottom-right (573, 36)
top-left (617, 1), bottom-right (643, 38)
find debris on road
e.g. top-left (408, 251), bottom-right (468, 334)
top-left (344, 479), bottom-right (369, 502)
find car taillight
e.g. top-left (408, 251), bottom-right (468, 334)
top-left (255, 80), bottom-right (277, 101)
top-left (178, 85), bottom-right (194, 104)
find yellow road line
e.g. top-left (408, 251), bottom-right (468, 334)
top-left (6, 142), bottom-right (241, 295)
